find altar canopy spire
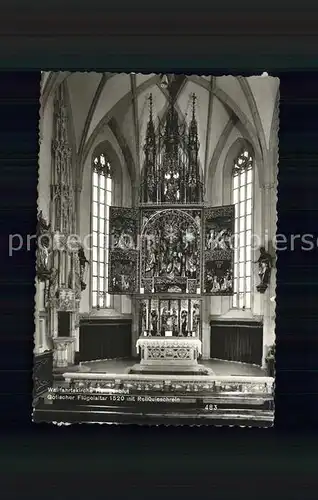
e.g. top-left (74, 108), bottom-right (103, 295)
top-left (140, 91), bottom-right (203, 205)
top-left (187, 93), bottom-right (201, 202)
top-left (142, 93), bottom-right (157, 203)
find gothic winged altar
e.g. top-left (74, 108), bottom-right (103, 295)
top-left (107, 87), bottom-right (235, 370)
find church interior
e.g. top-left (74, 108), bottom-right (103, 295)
top-left (35, 72), bottom-right (278, 394)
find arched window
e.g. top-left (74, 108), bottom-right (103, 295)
top-left (232, 148), bottom-right (253, 309)
top-left (91, 153), bottom-right (112, 309)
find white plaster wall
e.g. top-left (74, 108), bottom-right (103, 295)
top-left (87, 74), bottom-right (131, 140)
top-left (247, 76), bottom-right (280, 148)
top-left (216, 76), bottom-right (254, 124)
top-left (136, 73), bottom-right (156, 87)
top-left (205, 96), bottom-right (231, 173)
top-left (66, 72), bottom-right (102, 150)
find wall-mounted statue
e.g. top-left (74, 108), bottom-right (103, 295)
top-left (255, 246), bottom-right (273, 293)
top-left (78, 245), bottom-right (89, 291)
top-left (46, 267), bottom-right (59, 304)
top-left (36, 210), bottom-right (52, 282)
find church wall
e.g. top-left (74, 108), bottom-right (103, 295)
top-left (38, 93), bottom-right (54, 224)
top-left (79, 125), bottom-right (132, 318)
top-left (202, 125), bottom-right (264, 359)
top-left (203, 87), bottom-right (278, 364)
top-left (247, 77), bottom-right (280, 148)
top-left (215, 76), bottom-right (254, 125)
top-left (87, 74), bottom-right (131, 141)
top-left (209, 126), bottom-right (263, 319)
top-left (66, 72), bottom-right (102, 150)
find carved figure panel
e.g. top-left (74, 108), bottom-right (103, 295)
top-left (204, 205), bottom-right (234, 295)
top-left (139, 297), bottom-right (201, 337)
top-left (108, 207), bottom-right (139, 294)
top-left (57, 287), bottom-right (76, 311)
top-left (141, 209), bottom-right (201, 294)
top-left (108, 250), bottom-right (138, 294)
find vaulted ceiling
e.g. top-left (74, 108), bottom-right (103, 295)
top-left (42, 72), bottom-right (279, 179)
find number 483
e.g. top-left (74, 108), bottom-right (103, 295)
top-left (204, 404), bottom-right (218, 411)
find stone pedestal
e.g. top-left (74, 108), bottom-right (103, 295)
top-left (130, 336), bottom-right (212, 375)
top-left (53, 337), bottom-right (75, 368)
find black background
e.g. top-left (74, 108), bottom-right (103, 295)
top-left (1, 1), bottom-right (318, 497)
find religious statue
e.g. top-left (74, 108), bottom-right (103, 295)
top-left (145, 239), bottom-right (157, 276)
top-left (118, 232), bottom-right (134, 249)
top-left (36, 210), bottom-right (51, 281)
top-left (147, 173), bottom-right (157, 203)
top-left (164, 173), bottom-right (178, 203)
top-left (160, 307), bottom-right (169, 334)
top-left (47, 267), bottom-right (59, 303)
top-left (186, 253), bottom-right (197, 279)
top-left (255, 246), bottom-right (273, 293)
top-left (121, 275), bottom-right (131, 291)
top-left (181, 310), bottom-right (188, 336)
top-left (192, 303), bottom-right (200, 336)
top-left (78, 245), bottom-right (89, 291)
top-left (171, 307), bottom-right (178, 335)
top-left (150, 309), bottom-right (159, 336)
top-left (166, 311), bottom-right (173, 331)
top-left (188, 175), bottom-right (197, 203)
top-left (206, 229), bottom-right (215, 250)
top-left (222, 269), bottom-right (233, 292)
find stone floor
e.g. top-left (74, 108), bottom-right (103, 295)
top-left (55, 357), bottom-right (267, 377)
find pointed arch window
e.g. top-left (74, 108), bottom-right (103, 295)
top-left (232, 148), bottom-right (253, 309)
top-left (91, 153), bottom-right (112, 309)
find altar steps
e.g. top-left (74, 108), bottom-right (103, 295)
top-left (128, 363), bottom-right (213, 376)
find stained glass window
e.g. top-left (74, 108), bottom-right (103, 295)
top-left (91, 153), bottom-right (112, 309)
top-left (232, 149), bottom-right (253, 309)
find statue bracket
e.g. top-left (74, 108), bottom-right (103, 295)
top-left (256, 283), bottom-right (268, 294)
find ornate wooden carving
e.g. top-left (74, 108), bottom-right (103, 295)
top-left (141, 208), bottom-right (202, 295)
top-left (108, 207), bottom-right (139, 294)
top-left (203, 205), bottom-right (235, 295)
